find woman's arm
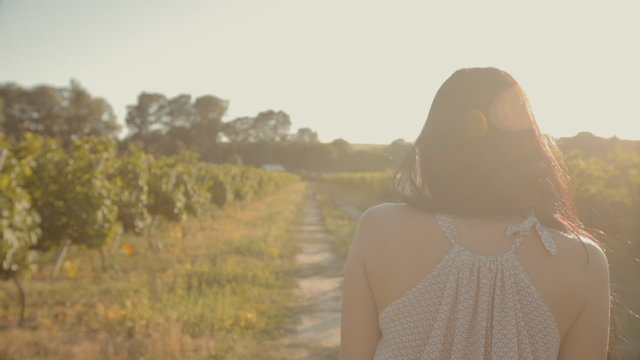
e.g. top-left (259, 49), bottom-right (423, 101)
top-left (558, 241), bottom-right (611, 359)
top-left (339, 210), bottom-right (382, 360)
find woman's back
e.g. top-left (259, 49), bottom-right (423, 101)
top-left (339, 203), bottom-right (610, 360)
top-left (339, 67), bottom-right (610, 359)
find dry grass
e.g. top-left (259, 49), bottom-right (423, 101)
top-left (312, 183), bottom-right (358, 260)
top-left (0, 182), bottom-right (307, 360)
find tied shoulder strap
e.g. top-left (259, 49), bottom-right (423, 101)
top-left (506, 211), bottom-right (558, 256)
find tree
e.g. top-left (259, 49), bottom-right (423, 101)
top-left (386, 138), bottom-right (412, 167)
top-left (0, 83), bottom-right (62, 138)
top-left (330, 138), bottom-right (351, 171)
top-left (61, 80), bottom-right (119, 141)
top-left (191, 95), bottom-right (229, 161)
top-left (222, 116), bottom-right (254, 143)
top-left (222, 110), bottom-right (291, 143)
top-left (252, 110), bottom-right (291, 142)
top-left (0, 80), bottom-right (120, 145)
top-left (125, 92), bottom-right (229, 160)
top-left (194, 95), bottom-right (228, 129)
top-left (125, 92), bottom-right (169, 137)
top-left (165, 94), bottom-right (194, 128)
top-left (290, 127), bottom-right (319, 143)
top-left (331, 138), bottom-right (351, 155)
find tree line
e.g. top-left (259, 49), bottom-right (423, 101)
top-left (2, 80), bottom-right (638, 175)
top-left (0, 80), bottom-right (414, 172)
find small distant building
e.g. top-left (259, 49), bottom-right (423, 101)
top-left (261, 163), bottom-right (286, 172)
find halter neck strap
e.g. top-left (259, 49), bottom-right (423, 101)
top-left (435, 211), bottom-right (558, 256)
top-left (506, 211), bottom-right (557, 256)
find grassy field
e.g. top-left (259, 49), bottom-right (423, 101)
top-left (312, 183), bottom-right (358, 261)
top-left (0, 182), bottom-right (307, 360)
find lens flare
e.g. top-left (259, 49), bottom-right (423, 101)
top-left (465, 109), bottom-right (488, 137)
top-left (489, 86), bottom-right (533, 132)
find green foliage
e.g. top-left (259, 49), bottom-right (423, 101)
top-left (63, 137), bottom-right (121, 249)
top-left (232, 167), bottom-right (260, 202)
top-left (173, 153), bottom-right (210, 219)
top-left (145, 149), bottom-right (299, 225)
top-left (4, 131), bottom-right (299, 260)
top-left (13, 133), bottom-right (121, 251)
top-left (210, 165), bottom-right (236, 207)
top-left (111, 145), bottom-right (153, 235)
top-left (147, 151), bottom-right (208, 223)
top-left (147, 154), bottom-right (190, 224)
top-left (323, 170), bottom-right (394, 204)
top-left (12, 133), bottom-right (69, 251)
top-left (314, 191), bottom-right (356, 259)
top-left (0, 146), bottom-right (41, 279)
top-left (205, 164), bottom-right (299, 206)
top-left (566, 146), bottom-right (640, 240)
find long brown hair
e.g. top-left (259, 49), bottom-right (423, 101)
top-left (393, 67), bottom-right (597, 252)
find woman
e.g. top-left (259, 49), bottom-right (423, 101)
top-left (339, 67), bottom-right (610, 359)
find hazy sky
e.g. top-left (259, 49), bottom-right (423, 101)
top-left (1, 0), bottom-right (639, 143)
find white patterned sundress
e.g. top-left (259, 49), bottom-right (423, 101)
top-left (373, 212), bottom-right (561, 360)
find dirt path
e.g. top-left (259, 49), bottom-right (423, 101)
top-left (279, 188), bottom-right (345, 359)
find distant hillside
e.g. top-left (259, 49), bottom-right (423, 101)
top-left (556, 132), bottom-right (640, 158)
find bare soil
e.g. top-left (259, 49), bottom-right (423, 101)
top-left (279, 188), bottom-right (344, 359)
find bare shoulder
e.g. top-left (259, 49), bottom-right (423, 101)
top-left (550, 230), bottom-right (609, 269)
top-left (547, 229), bottom-right (610, 296)
top-left (357, 202), bottom-right (432, 231)
top-left (352, 203), bottom-right (438, 252)
top-left (354, 203), bottom-right (404, 238)
top-left (573, 235), bottom-right (610, 282)
top-left (359, 202), bottom-right (427, 219)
